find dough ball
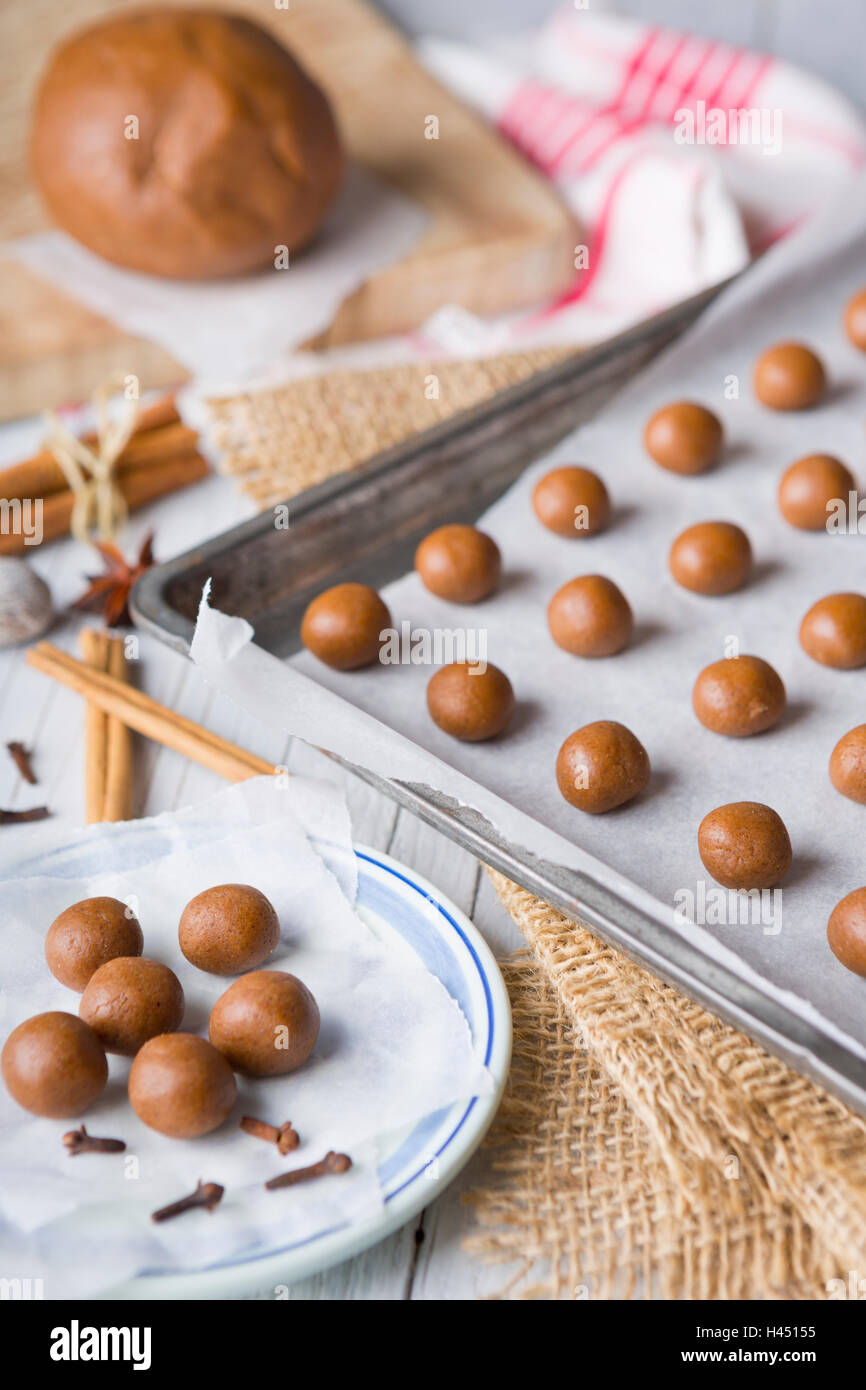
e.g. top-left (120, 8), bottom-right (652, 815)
top-left (179, 884), bottom-right (280, 975)
top-left (843, 288), bottom-right (866, 351)
top-left (778, 454), bottom-right (856, 530)
top-left (532, 466), bottom-right (611, 537)
top-left (79, 957), bottom-right (185, 1056)
top-left (426, 661), bottom-right (514, 741)
top-left (829, 724), bottom-right (866, 804)
top-left (209, 970), bottom-right (320, 1076)
top-left (547, 574), bottom-right (633, 657)
top-left (556, 720), bottom-right (650, 814)
top-left (827, 887), bottom-right (866, 976)
top-left (643, 402), bottom-right (723, 475)
top-left (2, 1012), bottom-right (107, 1118)
top-left (753, 342), bottom-right (825, 410)
top-left (669, 521), bottom-right (752, 595)
top-left (415, 525), bottom-right (501, 603)
top-left (697, 802), bottom-right (792, 890)
top-left (692, 655), bottom-right (786, 737)
top-left (799, 592), bottom-right (866, 669)
top-left (128, 1033), bottom-right (237, 1138)
top-left (31, 9), bottom-right (343, 279)
top-left (301, 583), bottom-right (391, 670)
top-left (45, 896), bottom-right (143, 992)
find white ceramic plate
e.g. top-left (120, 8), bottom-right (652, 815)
top-left (11, 832), bottom-right (512, 1299)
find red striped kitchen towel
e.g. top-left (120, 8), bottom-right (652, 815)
top-left (416, 5), bottom-right (866, 355)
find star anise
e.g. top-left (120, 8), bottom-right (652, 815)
top-left (70, 532), bottom-right (155, 628)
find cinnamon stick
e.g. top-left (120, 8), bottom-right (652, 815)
top-left (0, 450), bottom-right (209, 555)
top-left (103, 636), bottom-right (134, 822)
top-left (0, 396), bottom-right (185, 502)
top-left (79, 628), bottom-right (110, 824)
top-left (27, 643), bottom-right (275, 784)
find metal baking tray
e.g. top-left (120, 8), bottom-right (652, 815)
top-left (132, 283), bottom-right (866, 1118)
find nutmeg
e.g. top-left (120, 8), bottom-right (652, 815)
top-left (753, 341), bottom-right (826, 410)
top-left (778, 454), bottom-right (856, 531)
top-left (555, 721), bottom-right (650, 814)
top-left (415, 525), bottom-right (501, 604)
top-left (532, 466), bottom-right (611, 537)
top-left (697, 802), bottom-right (792, 890)
top-left (643, 402), bottom-right (723, 475)
top-left (669, 521), bottom-right (752, 595)
top-left (692, 655), bottom-right (786, 738)
top-left (547, 575), bottom-right (633, 657)
top-left (300, 583), bottom-right (391, 670)
top-left (426, 661), bottom-right (514, 741)
top-left (799, 592), bottom-right (866, 669)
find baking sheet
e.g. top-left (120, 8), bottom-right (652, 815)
top-left (191, 171), bottom-right (866, 1061)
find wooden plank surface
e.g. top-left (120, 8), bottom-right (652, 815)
top-left (0, 0), bottom-right (577, 415)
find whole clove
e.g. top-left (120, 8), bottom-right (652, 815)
top-left (265, 1151), bottom-right (352, 1191)
top-left (151, 1180), bottom-right (224, 1223)
top-left (0, 806), bottom-right (49, 824)
top-left (63, 1124), bottom-right (126, 1157)
top-left (240, 1115), bottom-right (300, 1154)
top-left (6, 742), bottom-right (36, 784)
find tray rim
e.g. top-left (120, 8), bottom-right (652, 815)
top-left (131, 288), bottom-right (866, 1121)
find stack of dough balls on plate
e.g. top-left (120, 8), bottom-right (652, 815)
top-left (2, 885), bottom-right (320, 1142)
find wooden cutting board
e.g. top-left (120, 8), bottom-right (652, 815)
top-left (0, 0), bottom-right (578, 421)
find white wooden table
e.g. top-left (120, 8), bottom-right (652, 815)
top-left (0, 415), bottom-right (524, 1300)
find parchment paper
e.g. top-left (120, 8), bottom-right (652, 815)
top-left (0, 777), bottom-right (488, 1297)
top-left (191, 171), bottom-right (866, 1060)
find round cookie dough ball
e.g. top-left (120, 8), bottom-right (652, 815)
top-left (697, 802), bottom-right (792, 890)
top-left (209, 970), bottom-right (320, 1077)
top-left (556, 720), bottom-right (650, 814)
top-left (778, 454), bottom-right (856, 531)
top-left (426, 661), bottom-right (514, 741)
top-left (547, 575), bottom-right (633, 657)
top-left (45, 896), bottom-right (143, 993)
top-left (179, 884), bottom-right (280, 976)
top-left (692, 655), bottom-right (786, 738)
top-left (79, 957), bottom-right (185, 1057)
top-left (844, 288), bottom-right (866, 352)
top-left (415, 525), bottom-right (501, 604)
top-left (129, 1033), bottom-right (237, 1138)
top-left (643, 402), bottom-right (723, 475)
top-left (532, 466), bottom-right (611, 538)
top-left (1, 1012), bottom-right (107, 1118)
top-left (31, 10), bottom-right (344, 280)
top-left (300, 583), bottom-right (391, 670)
top-left (799, 592), bottom-right (866, 669)
top-left (827, 888), bottom-right (866, 976)
top-left (829, 724), bottom-right (866, 804)
top-left (669, 521), bottom-right (752, 595)
top-left (753, 341), bottom-right (826, 410)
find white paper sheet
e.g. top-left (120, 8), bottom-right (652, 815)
top-left (190, 170), bottom-right (866, 1065)
top-left (0, 777), bottom-right (487, 1296)
top-left (8, 166), bottom-right (427, 391)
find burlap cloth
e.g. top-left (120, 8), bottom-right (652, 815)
top-left (209, 356), bottom-right (866, 1301)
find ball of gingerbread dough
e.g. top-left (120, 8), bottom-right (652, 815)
top-left (45, 896), bottom-right (143, 992)
top-left (547, 575), bottom-right (633, 657)
top-left (128, 1033), bottom-right (237, 1138)
top-left (753, 342), bottom-right (826, 410)
top-left (426, 661), bottom-right (514, 741)
top-left (829, 724), bottom-right (866, 804)
top-left (556, 720), bottom-right (650, 814)
top-left (692, 655), bottom-right (786, 737)
top-left (799, 592), bottom-right (866, 669)
top-left (301, 583), bottom-right (392, 670)
top-left (532, 466), bottom-right (611, 537)
top-left (209, 970), bottom-right (320, 1076)
top-left (643, 402), bottom-right (723, 475)
top-left (669, 521), bottom-right (752, 595)
top-left (31, 10), bottom-right (343, 279)
top-left (827, 887), bottom-right (866, 976)
top-left (844, 288), bottom-right (866, 352)
top-left (415, 525), bottom-right (501, 603)
top-left (178, 884), bottom-right (280, 976)
top-left (2, 1012), bottom-right (107, 1118)
top-left (778, 454), bottom-right (856, 531)
top-left (79, 957), bottom-right (185, 1056)
top-left (698, 802), bottom-right (792, 889)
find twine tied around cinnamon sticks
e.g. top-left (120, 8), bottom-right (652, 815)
top-left (43, 372), bottom-right (141, 544)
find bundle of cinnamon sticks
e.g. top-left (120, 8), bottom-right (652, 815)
top-left (0, 394), bottom-right (209, 555)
